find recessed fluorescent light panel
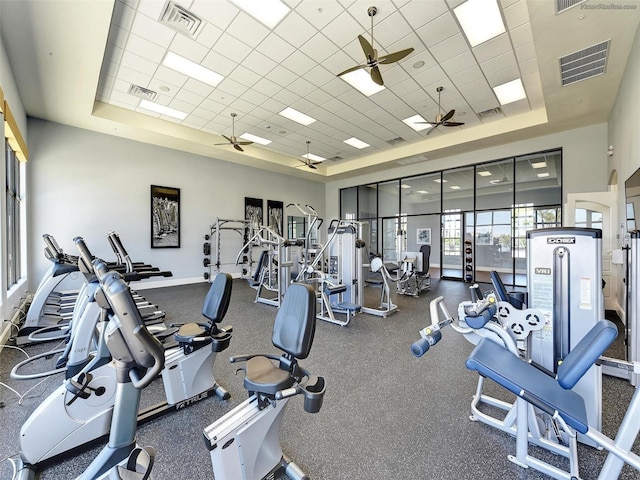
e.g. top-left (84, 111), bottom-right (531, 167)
top-left (434, 178), bottom-right (448, 183)
top-left (537, 172), bottom-right (550, 178)
top-left (478, 170), bottom-right (492, 176)
top-left (493, 79), bottom-right (527, 105)
top-left (454, 0), bottom-right (506, 47)
top-left (279, 107), bottom-right (316, 126)
top-left (162, 51), bottom-right (224, 87)
top-left (139, 99), bottom-right (188, 120)
top-left (401, 184), bottom-right (411, 189)
top-left (450, 185), bottom-right (461, 190)
top-left (340, 69), bottom-right (386, 97)
top-left (416, 190), bottom-right (428, 194)
top-left (303, 152), bottom-right (326, 162)
top-left (403, 114), bottom-right (431, 132)
top-left (240, 132), bottom-right (271, 145)
top-left (344, 137), bottom-right (370, 149)
top-left (229, 0), bottom-right (290, 29)
top-left (531, 161), bottom-right (547, 169)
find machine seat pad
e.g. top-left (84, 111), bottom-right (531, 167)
top-left (174, 323), bottom-right (207, 343)
top-left (243, 356), bottom-right (294, 395)
top-left (324, 284), bottom-right (347, 295)
top-left (335, 302), bottom-right (361, 313)
top-left (466, 338), bottom-right (589, 434)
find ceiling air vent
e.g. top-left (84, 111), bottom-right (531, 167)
top-left (386, 137), bottom-right (406, 146)
top-left (560, 40), bottom-right (610, 86)
top-left (327, 156), bottom-right (344, 162)
top-left (159, 1), bottom-right (203, 38)
top-left (128, 84), bottom-right (158, 101)
top-left (556, 0), bottom-right (586, 14)
top-left (478, 107), bottom-right (502, 119)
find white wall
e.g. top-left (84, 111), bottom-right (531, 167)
top-left (326, 123), bottom-right (609, 218)
top-left (608, 24), bottom-right (640, 315)
top-left (27, 119), bottom-right (325, 287)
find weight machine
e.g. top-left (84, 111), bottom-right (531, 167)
top-left (396, 245), bottom-right (431, 297)
top-left (204, 218), bottom-right (255, 280)
top-left (287, 203), bottom-right (323, 282)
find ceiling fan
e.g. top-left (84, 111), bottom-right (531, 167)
top-left (418, 86), bottom-right (466, 136)
top-left (214, 113), bottom-right (253, 152)
top-left (297, 141), bottom-right (322, 170)
top-left (337, 6), bottom-right (414, 87)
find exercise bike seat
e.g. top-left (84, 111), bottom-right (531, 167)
top-left (242, 283), bottom-right (316, 396)
top-left (174, 273), bottom-right (233, 354)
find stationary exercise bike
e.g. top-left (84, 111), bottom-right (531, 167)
top-left (17, 239), bottom-right (234, 479)
top-left (203, 282), bottom-right (326, 480)
top-left (75, 259), bottom-right (164, 480)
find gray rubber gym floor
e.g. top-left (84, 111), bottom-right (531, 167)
top-left (1, 277), bottom-right (639, 479)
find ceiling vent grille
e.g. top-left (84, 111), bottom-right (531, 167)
top-left (128, 84), bottom-right (158, 101)
top-left (560, 40), bottom-right (610, 86)
top-left (159, 1), bottom-right (203, 38)
top-left (386, 137), bottom-right (406, 146)
top-left (556, 0), bottom-right (586, 14)
top-left (478, 107), bottom-right (503, 119)
top-left (327, 156), bottom-right (344, 162)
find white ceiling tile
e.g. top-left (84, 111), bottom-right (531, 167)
top-left (274, 11), bottom-right (316, 48)
top-left (192, 0), bottom-right (239, 30)
top-left (404, 48), bottom-right (438, 71)
top-left (182, 77), bottom-right (215, 97)
top-left (120, 50), bottom-right (158, 76)
top-left (196, 22), bottom-right (224, 49)
top-left (466, 91), bottom-right (500, 113)
top-left (229, 97), bottom-right (258, 115)
top-left (288, 77), bottom-right (317, 98)
top-left (302, 32), bottom-right (340, 64)
top-left (480, 50), bottom-right (518, 76)
top-left (416, 11), bottom-right (458, 48)
top-left (321, 76), bottom-right (354, 98)
top-left (261, 98), bottom-right (288, 115)
top-left (449, 64), bottom-right (485, 87)
top-left (413, 64), bottom-right (447, 86)
top-left (169, 34), bottom-right (210, 63)
top-left (115, 67), bottom-right (152, 91)
top-left (392, 77), bottom-right (421, 96)
top-left (375, 11), bottom-right (414, 49)
top-left (217, 77), bottom-right (249, 97)
top-left (213, 33), bottom-right (253, 63)
top-left (485, 66), bottom-right (520, 87)
top-left (323, 48), bottom-right (361, 76)
top-left (253, 76), bottom-right (283, 97)
top-left (174, 87), bottom-right (205, 106)
top-left (135, 0), bottom-right (165, 20)
top-left (154, 65), bottom-right (188, 88)
top-left (515, 42), bottom-right (536, 63)
top-left (109, 97), bottom-right (140, 110)
top-left (239, 88), bottom-right (269, 107)
top-left (458, 78), bottom-right (492, 98)
top-left (321, 10), bottom-right (366, 49)
top-left (242, 50), bottom-right (278, 76)
top-left (446, 0), bottom-right (466, 8)
top-left (228, 64), bottom-right (262, 88)
top-left (295, 1), bottom-right (344, 29)
top-left (201, 50), bottom-right (240, 77)
top-left (169, 97), bottom-right (197, 112)
top-left (305, 64), bottom-right (337, 87)
top-left (268, 65), bottom-right (298, 88)
top-left (440, 50), bottom-right (477, 76)
top-left (110, 89), bottom-right (140, 107)
top-left (399, 0), bottom-right (449, 30)
top-left (199, 98), bottom-right (226, 113)
top-left (472, 34), bottom-right (512, 63)
top-left (256, 33), bottom-right (297, 64)
top-left (182, 116), bottom-right (210, 129)
top-left (130, 11), bottom-right (176, 48)
top-left (503, 0), bottom-right (530, 30)
top-left (519, 58), bottom-right (539, 76)
top-left (280, 50), bottom-right (317, 76)
top-left (510, 22), bottom-right (533, 48)
top-left (429, 33), bottom-right (469, 64)
top-left (125, 33), bottom-right (166, 63)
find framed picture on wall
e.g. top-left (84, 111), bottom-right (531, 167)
top-left (417, 228), bottom-right (431, 245)
top-left (267, 200), bottom-right (284, 237)
top-left (151, 185), bottom-right (180, 248)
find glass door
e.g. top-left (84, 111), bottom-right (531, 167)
top-left (382, 216), bottom-right (405, 263)
top-left (441, 212), bottom-right (463, 279)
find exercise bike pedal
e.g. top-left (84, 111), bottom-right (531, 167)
top-left (115, 446), bottom-right (155, 480)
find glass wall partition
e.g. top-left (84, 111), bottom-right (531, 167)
top-left (358, 184), bottom-right (378, 256)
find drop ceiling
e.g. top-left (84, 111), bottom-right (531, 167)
top-left (1, 0), bottom-right (639, 182)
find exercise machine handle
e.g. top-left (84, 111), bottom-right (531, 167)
top-left (275, 386), bottom-right (300, 400)
top-left (129, 325), bottom-right (165, 389)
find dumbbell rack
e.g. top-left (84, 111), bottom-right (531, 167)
top-left (464, 239), bottom-right (473, 283)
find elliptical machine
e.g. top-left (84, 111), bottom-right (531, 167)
top-left (203, 282), bottom-right (326, 480)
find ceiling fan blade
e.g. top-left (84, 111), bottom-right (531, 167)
top-left (415, 121), bottom-right (438, 125)
top-left (233, 144), bottom-right (244, 152)
top-left (425, 125), bottom-right (440, 136)
top-left (337, 64), bottom-right (368, 77)
top-left (370, 66), bottom-right (383, 86)
top-left (358, 34), bottom-right (375, 61)
top-left (443, 121), bottom-right (465, 127)
top-left (221, 134), bottom-right (233, 143)
top-left (308, 164), bottom-right (317, 170)
top-left (236, 141), bottom-right (253, 145)
top-left (441, 109), bottom-right (455, 123)
top-left (378, 47), bottom-right (414, 65)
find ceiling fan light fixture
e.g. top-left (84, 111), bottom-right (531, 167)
top-left (493, 78), bottom-right (527, 105)
top-left (279, 107), bottom-right (316, 126)
top-left (340, 69), bottom-right (386, 97)
top-left (303, 152), bottom-right (326, 162)
top-left (139, 99), bottom-right (188, 120)
top-left (229, 0), bottom-right (290, 29)
top-left (454, 0), bottom-right (506, 47)
top-left (343, 137), bottom-right (370, 149)
top-left (162, 51), bottom-right (224, 87)
top-left (239, 132), bottom-right (271, 145)
top-left (402, 114), bottom-right (431, 132)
